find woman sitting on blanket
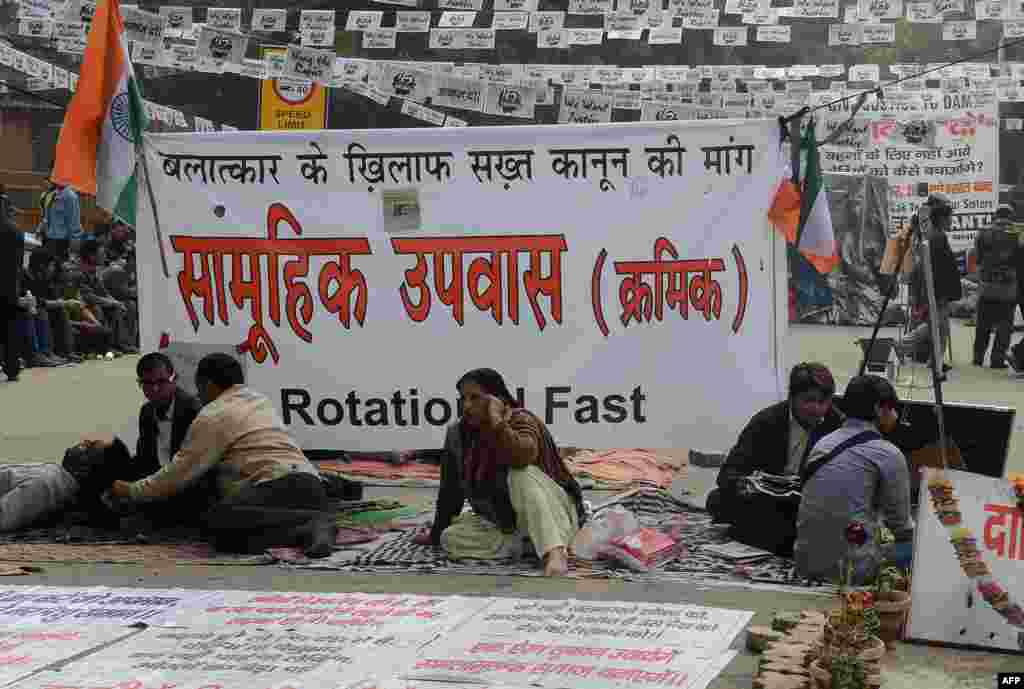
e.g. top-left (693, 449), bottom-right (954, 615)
top-left (414, 368), bottom-right (586, 576)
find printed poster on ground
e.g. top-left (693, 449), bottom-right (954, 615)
top-left (136, 120), bottom-right (787, 453)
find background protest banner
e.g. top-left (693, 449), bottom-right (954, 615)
top-left (906, 469), bottom-right (1024, 652)
top-left (137, 120), bottom-right (787, 452)
top-left (816, 91), bottom-right (998, 254)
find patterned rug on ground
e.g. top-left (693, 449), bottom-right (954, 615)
top-left (0, 542), bottom-right (271, 566)
top-left (288, 488), bottom-right (837, 595)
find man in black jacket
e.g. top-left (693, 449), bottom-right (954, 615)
top-left (707, 362), bottom-right (844, 555)
top-left (0, 187), bottom-right (26, 382)
top-left (903, 197), bottom-right (963, 376)
top-left (87, 352), bottom-right (214, 526)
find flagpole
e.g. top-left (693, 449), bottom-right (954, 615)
top-left (136, 136), bottom-right (169, 279)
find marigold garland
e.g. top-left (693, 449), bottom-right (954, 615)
top-left (927, 472), bottom-right (1024, 627)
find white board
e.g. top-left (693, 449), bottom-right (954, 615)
top-left (161, 341), bottom-right (249, 398)
top-left (136, 121), bottom-right (787, 452)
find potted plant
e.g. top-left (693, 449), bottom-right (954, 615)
top-left (813, 521), bottom-right (885, 689)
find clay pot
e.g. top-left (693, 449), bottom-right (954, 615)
top-left (874, 590), bottom-right (911, 646)
top-left (816, 636), bottom-right (885, 669)
top-left (809, 659), bottom-right (882, 689)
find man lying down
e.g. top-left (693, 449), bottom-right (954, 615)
top-left (0, 353), bottom-right (338, 559)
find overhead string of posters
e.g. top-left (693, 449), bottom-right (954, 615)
top-left (9, 0), bottom-right (1024, 131)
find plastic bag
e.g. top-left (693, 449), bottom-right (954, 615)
top-left (570, 505), bottom-right (639, 560)
top-left (602, 523), bottom-right (684, 573)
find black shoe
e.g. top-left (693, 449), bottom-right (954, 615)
top-left (303, 519), bottom-right (337, 559)
top-left (974, 359), bottom-right (984, 367)
top-left (942, 364), bottom-right (952, 373)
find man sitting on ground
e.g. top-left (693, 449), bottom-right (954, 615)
top-left (796, 375), bottom-right (914, 583)
top-left (83, 352), bottom-right (213, 528)
top-left (109, 353), bottom-right (337, 557)
top-left (707, 362), bottom-right (844, 555)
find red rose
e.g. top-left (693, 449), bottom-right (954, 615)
top-left (846, 522), bottom-right (869, 547)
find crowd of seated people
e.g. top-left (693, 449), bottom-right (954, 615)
top-left (1, 219), bottom-right (139, 380)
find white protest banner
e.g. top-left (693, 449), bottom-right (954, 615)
top-left (155, 591), bottom-right (493, 637)
top-left (816, 91), bottom-right (998, 251)
top-left (405, 598), bottom-right (751, 689)
top-left (906, 469), bottom-right (1024, 652)
top-left (0, 625), bottom-right (137, 686)
top-left (137, 121), bottom-right (786, 452)
top-left (16, 627), bottom-right (421, 689)
top-left (0, 586), bottom-right (221, 625)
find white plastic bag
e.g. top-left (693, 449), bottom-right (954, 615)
top-left (570, 505), bottom-right (639, 560)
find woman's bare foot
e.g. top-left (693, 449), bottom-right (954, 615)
top-left (543, 546), bottom-right (569, 577)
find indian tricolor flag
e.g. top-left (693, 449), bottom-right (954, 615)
top-left (53, 0), bottom-right (147, 226)
top-left (768, 121), bottom-right (838, 274)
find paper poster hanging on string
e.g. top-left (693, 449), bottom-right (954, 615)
top-left (18, 18), bottom-right (52, 37)
top-left (756, 25), bottom-right (790, 41)
top-left (252, 8), bottom-right (286, 32)
top-left (906, 0), bottom-right (942, 21)
top-left (206, 7), bottom-right (241, 30)
top-left (495, 0), bottom-right (538, 8)
top-left (558, 89), bottom-right (613, 123)
top-left (347, 11), bottom-right (384, 31)
top-left (438, 11), bottom-right (478, 27)
top-left (829, 23), bottom-right (861, 44)
top-left (744, 8), bottom-right (780, 23)
top-left (16, 0), bottom-right (57, 18)
top-left (679, 8), bottom-right (720, 28)
top-left (377, 64), bottom-right (435, 101)
top-left (933, 0), bottom-right (964, 12)
top-left (120, 6), bottom-right (164, 43)
top-left (712, 26), bottom-right (748, 45)
top-left (569, 0), bottom-right (615, 12)
top-left (284, 45), bottom-right (335, 85)
top-left (858, 0), bottom-right (903, 19)
top-left (432, 76), bottom-right (485, 111)
top-left (862, 23), bottom-right (896, 43)
top-left (61, 0), bottom-right (95, 24)
top-left (493, 11), bottom-right (530, 29)
top-left (159, 5), bottom-right (192, 36)
top-left (463, 28), bottom-right (497, 48)
top-left (397, 11), bottom-right (432, 31)
top-left (792, 0), bottom-right (841, 17)
top-left (641, 102), bottom-right (697, 121)
top-left (483, 84), bottom-right (537, 118)
top-left (439, 0), bottom-right (486, 9)
top-left (942, 20), bottom-right (977, 40)
top-left (848, 63), bottom-right (880, 82)
top-left (197, 27), bottom-right (249, 69)
top-left (536, 27), bottom-right (569, 48)
top-left (648, 25), bottom-right (683, 42)
top-left (529, 11), bottom-right (566, 32)
top-left (567, 28), bottom-right (604, 44)
top-left (301, 9), bottom-right (336, 31)
top-left (364, 29), bottom-right (398, 50)
top-left (132, 41), bottom-right (164, 66)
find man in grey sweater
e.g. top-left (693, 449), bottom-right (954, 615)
top-left (795, 375), bottom-right (914, 583)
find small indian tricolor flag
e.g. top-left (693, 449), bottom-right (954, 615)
top-left (52, 0), bottom-right (147, 226)
top-left (768, 121), bottom-right (838, 274)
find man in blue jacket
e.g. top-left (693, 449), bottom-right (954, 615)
top-left (43, 182), bottom-right (83, 261)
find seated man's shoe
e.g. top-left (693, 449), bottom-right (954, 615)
top-left (303, 518), bottom-right (338, 559)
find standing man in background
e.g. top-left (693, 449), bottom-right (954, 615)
top-left (974, 204), bottom-right (1019, 370)
top-left (43, 181), bottom-right (83, 261)
top-left (0, 186), bottom-right (26, 382)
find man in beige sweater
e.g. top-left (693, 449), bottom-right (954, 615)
top-left (110, 353), bottom-right (336, 557)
